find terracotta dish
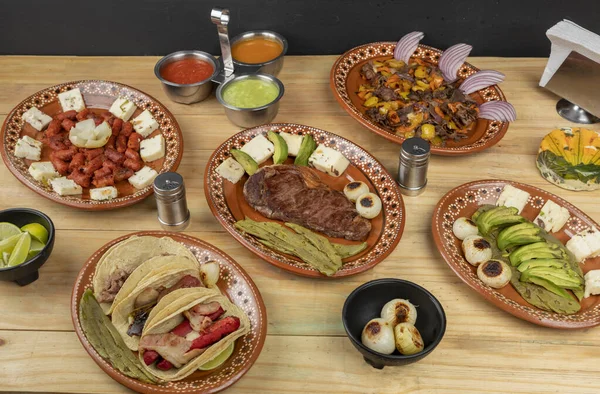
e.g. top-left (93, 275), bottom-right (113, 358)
top-left (330, 42), bottom-right (509, 156)
top-left (432, 179), bottom-right (600, 329)
top-left (1, 80), bottom-right (184, 210)
top-left (204, 123), bottom-right (406, 278)
top-left (71, 231), bottom-right (267, 393)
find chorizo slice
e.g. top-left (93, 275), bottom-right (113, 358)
top-left (116, 135), bottom-right (127, 153)
top-left (105, 148), bottom-right (125, 164)
top-left (68, 170), bottom-right (91, 188)
top-left (84, 148), bottom-right (104, 161)
top-left (61, 118), bottom-right (76, 131)
top-left (56, 110), bottom-right (77, 121)
top-left (83, 155), bottom-right (104, 175)
top-left (94, 166), bottom-right (112, 179)
top-left (124, 148), bottom-right (140, 161)
top-left (111, 118), bottom-right (123, 136)
top-left (69, 152), bottom-right (86, 172)
top-left (123, 158), bottom-right (144, 172)
top-left (53, 146), bottom-right (77, 161)
top-left (114, 167), bottom-right (134, 182)
top-left (127, 133), bottom-right (143, 151)
top-left (48, 133), bottom-right (69, 151)
top-left (50, 153), bottom-right (69, 175)
top-left (92, 175), bottom-right (115, 188)
top-left (102, 160), bottom-right (118, 171)
top-left (76, 109), bottom-right (91, 121)
top-left (46, 119), bottom-right (62, 138)
top-left (106, 135), bottom-right (116, 150)
top-left (120, 121), bottom-right (133, 137)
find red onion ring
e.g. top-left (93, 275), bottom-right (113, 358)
top-left (459, 70), bottom-right (505, 94)
top-left (393, 31), bottom-right (425, 63)
top-left (479, 101), bottom-right (517, 122)
top-left (439, 43), bottom-right (472, 82)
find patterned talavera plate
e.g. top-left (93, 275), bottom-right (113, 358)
top-left (204, 123), bottom-right (406, 278)
top-left (330, 42), bottom-right (510, 156)
top-left (71, 232), bottom-right (266, 394)
top-left (432, 179), bottom-right (600, 329)
top-left (1, 80), bottom-right (184, 210)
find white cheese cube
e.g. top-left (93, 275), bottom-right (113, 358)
top-left (496, 184), bottom-right (530, 214)
top-left (28, 162), bottom-right (59, 183)
top-left (308, 144), bottom-right (350, 177)
top-left (240, 135), bottom-right (274, 164)
top-left (14, 136), bottom-right (42, 161)
top-left (58, 88), bottom-right (86, 112)
top-left (279, 132), bottom-right (304, 156)
top-left (131, 109), bottom-right (159, 138)
top-left (128, 166), bottom-right (158, 189)
top-left (139, 134), bottom-right (165, 162)
top-left (533, 200), bottom-right (570, 233)
top-left (566, 233), bottom-right (592, 263)
top-left (581, 227), bottom-right (600, 257)
top-left (109, 97), bottom-right (137, 121)
top-left (584, 270), bottom-right (600, 298)
top-left (22, 107), bottom-right (52, 131)
top-left (216, 157), bottom-right (245, 184)
top-left (49, 177), bottom-right (82, 196)
top-left (90, 186), bottom-right (118, 201)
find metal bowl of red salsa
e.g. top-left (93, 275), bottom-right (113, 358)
top-left (154, 50), bottom-right (220, 104)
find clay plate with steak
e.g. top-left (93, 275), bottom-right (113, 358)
top-left (71, 231), bottom-right (266, 393)
top-left (1, 80), bottom-right (183, 210)
top-left (204, 123), bottom-right (405, 278)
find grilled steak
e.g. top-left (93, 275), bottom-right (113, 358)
top-left (243, 165), bottom-right (372, 241)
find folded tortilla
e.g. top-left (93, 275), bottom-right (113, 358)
top-left (93, 235), bottom-right (197, 314)
top-left (139, 288), bottom-right (251, 382)
top-left (111, 255), bottom-right (201, 351)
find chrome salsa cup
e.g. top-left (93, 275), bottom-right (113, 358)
top-left (216, 73), bottom-right (284, 128)
top-left (154, 50), bottom-right (220, 104)
top-left (230, 30), bottom-right (288, 77)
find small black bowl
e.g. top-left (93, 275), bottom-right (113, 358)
top-left (0, 208), bottom-right (55, 286)
top-left (342, 278), bottom-right (446, 369)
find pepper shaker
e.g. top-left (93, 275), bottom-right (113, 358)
top-left (397, 137), bottom-right (430, 196)
top-left (153, 172), bottom-right (190, 231)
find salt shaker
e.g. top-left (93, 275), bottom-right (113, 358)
top-left (397, 137), bottom-right (430, 196)
top-left (153, 172), bottom-right (190, 231)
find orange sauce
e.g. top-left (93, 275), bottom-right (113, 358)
top-left (160, 58), bottom-right (214, 84)
top-left (232, 38), bottom-right (283, 64)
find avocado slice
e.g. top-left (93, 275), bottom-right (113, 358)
top-left (517, 258), bottom-right (568, 272)
top-left (475, 206), bottom-right (521, 235)
top-left (230, 149), bottom-right (259, 175)
top-left (267, 130), bottom-right (288, 165)
top-left (525, 275), bottom-right (575, 300)
top-left (525, 270), bottom-right (581, 289)
top-left (294, 134), bottom-right (316, 166)
top-left (509, 242), bottom-right (563, 266)
top-left (498, 235), bottom-right (544, 251)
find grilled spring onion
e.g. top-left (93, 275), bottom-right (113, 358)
top-left (79, 289), bottom-right (157, 384)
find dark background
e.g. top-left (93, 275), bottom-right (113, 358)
top-left (1, 0), bottom-right (597, 56)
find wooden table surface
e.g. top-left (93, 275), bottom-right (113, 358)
top-left (1, 55), bottom-right (599, 394)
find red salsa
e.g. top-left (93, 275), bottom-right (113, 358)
top-left (160, 58), bottom-right (214, 85)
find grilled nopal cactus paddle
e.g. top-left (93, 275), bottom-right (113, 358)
top-left (537, 128), bottom-right (600, 191)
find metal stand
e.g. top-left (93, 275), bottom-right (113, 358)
top-left (556, 99), bottom-right (600, 124)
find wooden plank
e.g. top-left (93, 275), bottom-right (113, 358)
top-left (1, 330), bottom-right (600, 394)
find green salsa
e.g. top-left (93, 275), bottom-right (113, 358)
top-left (222, 78), bottom-right (279, 108)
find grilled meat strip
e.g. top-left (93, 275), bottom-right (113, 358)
top-left (243, 165), bottom-right (371, 241)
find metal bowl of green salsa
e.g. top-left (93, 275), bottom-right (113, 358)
top-left (216, 74), bottom-right (284, 128)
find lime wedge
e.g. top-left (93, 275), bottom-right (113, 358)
top-left (0, 233), bottom-right (22, 256)
top-left (198, 342), bottom-right (235, 371)
top-left (28, 239), bottom-right (45, 260)
top-left (21, 223), bottom-right (48, 244)
top-left (8, 233), bottom-right (31, 267)
top-left (0, 252), bottom-right (9, 268)
top-left (0, 222), bottom-right (21, 241)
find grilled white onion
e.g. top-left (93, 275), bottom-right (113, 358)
top-left (361, 318), bottom-right (395, 355)
top-left (380, 299), bottom-right (417, 326)
top-left (200, 261), bottom-right (220, 287)
top-left (477, 259), bottom-right (512, 288)
top-left (394, 322), bottom-right (424, 355)
top-left (452, 217), bottom-right (479, 240)
top-left (344, 181), bottom-right (369, 202)
top-left (461, 235), bottom-right (492, 266)
top-left (356, 193), bottom-right (382, 219)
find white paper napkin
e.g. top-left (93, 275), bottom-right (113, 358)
top-left (540, 20), bottom-right (600, 87)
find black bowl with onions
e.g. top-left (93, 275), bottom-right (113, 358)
top-left (342, 278), bottom-right (446, 368)
top-left (0, 208), bottom-right (55, 286)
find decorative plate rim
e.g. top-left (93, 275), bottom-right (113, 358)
top-left (70, 231), bottom-right (267, 393)
top-left (432, 179), bottom-right (600, 329)
top-left (329, 41), bottom-right (510, 156)
top-left (203, 123), bottom-right (406, 278)
top-left (0, 80), bottom-right (184, 210)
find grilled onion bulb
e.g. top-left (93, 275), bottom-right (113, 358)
top-left (361, 318), bottom-right (395, 354)
top-left (461, 235), bottom-right (492, 266)
top-left (452, 217), bottom-right (479, 240)
top-left (344, 181), bottom-right (369, 202)
top-left (380, 299), bottom-right (417, 326)
top-left (356, 193), bottom-right (382, 219)
top-left (394, 322), bottom-right (425, 355)
top-left (477, 259), bottom-right (512, 288)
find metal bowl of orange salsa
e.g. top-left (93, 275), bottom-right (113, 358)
top-left (230, 30), bottom-right (288, 76)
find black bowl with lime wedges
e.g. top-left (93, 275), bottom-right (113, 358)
top-left (0, 208), bottom-right (55, 286)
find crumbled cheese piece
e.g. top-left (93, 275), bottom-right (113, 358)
top-left (533, 199), bottom-right (570, 232)
top-left (131, 109), bottom-right (159, 138)
top-left (58, 88), bottom-right (86, 112)
top-left (496, 184), bottom-right (530, 214)
top-left (240, 135), bottom-right (274, 164)
top-left (23, 107), bottom-right (52, 131)
top-left (308, 144), bottom-right (350, 177)
top-left (215, 157), bottom-right (245, 184)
